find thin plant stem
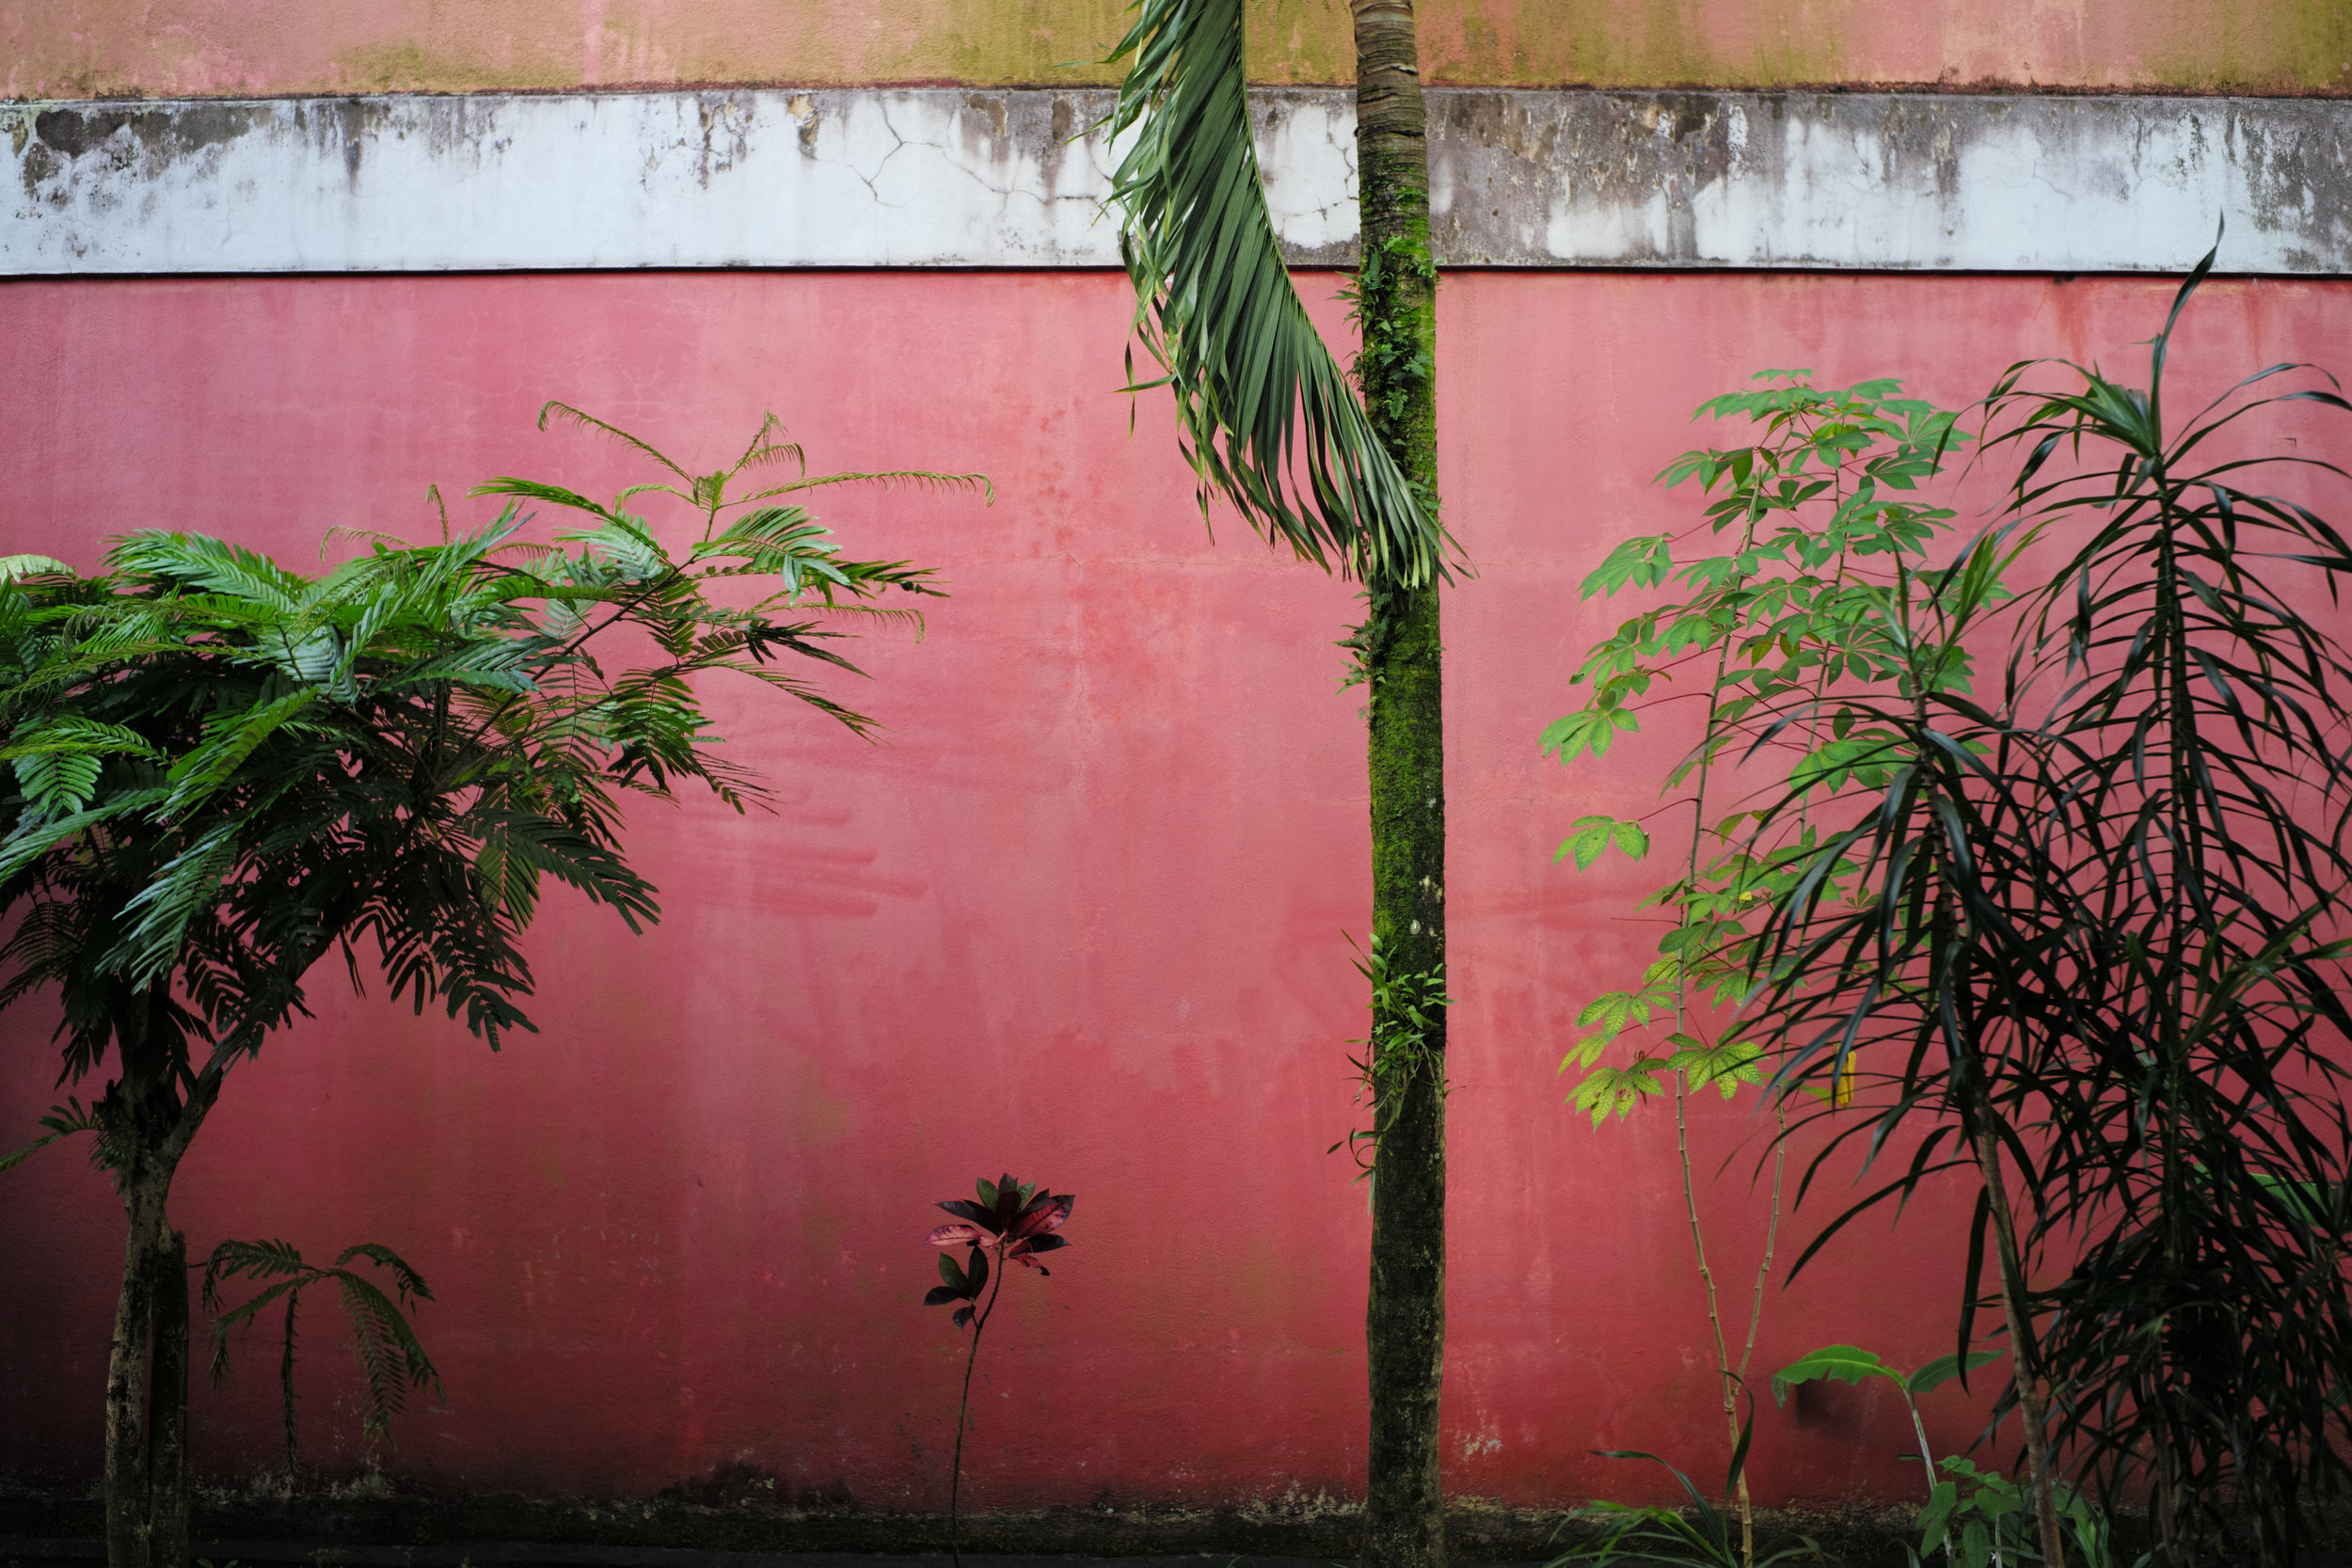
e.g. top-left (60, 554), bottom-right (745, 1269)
top-left (279, 1288), bottom-right (301, 1478)
top-left (948, 1249), bottom-right (1007, 1568)
top-left (1685, 413), bottom-right (1847, 1568)
top-left (1975, 1117), bottom-right (2063, 1568)
top-left (1736, 1118), bottom-right (1783, 1389)
top-left (1674, 497), bottom-right (1756, 1565)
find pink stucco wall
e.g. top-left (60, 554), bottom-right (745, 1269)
top-left (3, 269), bottom-right (2347, 1508)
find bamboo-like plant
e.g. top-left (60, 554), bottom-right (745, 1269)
top-left (203, 1239), bottom-right (441, 1477)
top-left (1734, 251), bottom-right (2352, 1566)
top-left (0, 408), bottom-right (982, 1568)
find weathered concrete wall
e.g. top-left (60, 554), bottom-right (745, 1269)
top-left (5, 0), bottom-right (2349, 100)
top-left (3, 267), bottom-right (2347, 1507)
top-left (6, 0), bottom-right (2350, 1529)
top-left (10, 88), bottom-right (2351, 274)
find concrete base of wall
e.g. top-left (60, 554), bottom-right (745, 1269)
top-left (0, 1487), bottom-right (2253, 1567)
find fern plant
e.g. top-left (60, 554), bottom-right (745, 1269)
top-left (0, 405), bottom-right (983, 1568)
top-left (203, 1239), bottom-right (440, 1476)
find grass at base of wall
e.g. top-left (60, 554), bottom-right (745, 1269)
top-left (10, 1480), bottom-right (2340, 1564)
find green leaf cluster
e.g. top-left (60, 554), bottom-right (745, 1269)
top-left (1544, 374), bottom-right (1982, 1122)
top-left (1905, 1456), bottom-right (2121, 1568)
top-left (1330, 932), bottom-right (1453, 1172)
top-left (0, 406), bottom-right (977, 1155)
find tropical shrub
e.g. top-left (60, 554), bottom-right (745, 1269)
top-left (0, 406), bottom-right (982, 1568)
top-left (1724, 255), bottom-right (2352, 1565)
top-left (1545, 372), bottom-right (1979, 1561)
top-left (1772, 1343), bottom-right (2005, 1563)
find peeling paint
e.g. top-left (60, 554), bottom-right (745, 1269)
top-left (4, 87), bottom-right (2349, 275)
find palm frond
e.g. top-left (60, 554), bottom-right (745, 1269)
top-left (106, 531), bottom-right (310, 614)
top-left (3, 410), bottom-right (959, 1102)
top-left (333, 1266), bottom-right (442, 1440)
top-left (204, 1276), bottom-right (302, 1384)
top-left (468, 477), bottom-right (628, 526)
top-left (336, 1242), bottom-right (434, 1306)
top-left (732, 469), bottom-right (995, 505)
top-left (1103, 0), bottom-right (1441, 588)
top-left (0, 1098), bottom-right (100, 1175)
top-left (534, 401), bottom-right (691, 482)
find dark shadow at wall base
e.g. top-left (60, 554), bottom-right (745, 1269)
top-left (4, 1492), bottom-right (2347, 1567)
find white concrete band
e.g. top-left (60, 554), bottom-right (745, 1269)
top-left (5, 87), bottom-right (2347, 276)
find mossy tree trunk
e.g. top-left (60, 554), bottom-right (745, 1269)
top-left (100, 990), bottom-right (217, 1568)
top-left (1354, 3), bottom-right (1446, 1566)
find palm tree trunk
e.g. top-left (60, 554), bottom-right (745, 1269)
top-left (107, 1159), bottom-right (193, 1568)
top-left (147, 1224), bottom-right (192, 1568)
top-left (104, 1175), bottom-right (161, 1568)
top-left (1354, 4), bottom-right (1445, 1566)
top-left (103, 1032), bottom-right (217, 1568)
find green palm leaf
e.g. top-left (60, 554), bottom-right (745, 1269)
top-left (1103, 0), bottom-right (1441, 588)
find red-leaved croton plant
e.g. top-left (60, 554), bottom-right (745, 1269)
top-left (922, 1176), bottom-right (1073, 1565)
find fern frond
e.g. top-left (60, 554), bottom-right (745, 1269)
top-left (0, 1098), bottom-right (101, 1174)
top-left (534, 402), bottom-right (691, 482)
top-left (732, 469), bottom-right (994, 505)
top-left (333, 1267), bottom-right (441, 1441)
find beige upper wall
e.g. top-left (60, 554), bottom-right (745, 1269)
top-left (6, 0), bottom-right (2348, 99)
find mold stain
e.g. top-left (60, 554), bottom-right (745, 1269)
top-left (2141, 0), bottom-right (2352, 94)
top-left (3, 0), bottom-right (2348, 97)
top-left (34, 102), bottom-right (260, 160)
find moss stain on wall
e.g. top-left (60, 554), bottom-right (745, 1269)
top-left (2139, 0), bottom-right (2352, 94)
top-left (5, 0), bottom-right (2347, 99)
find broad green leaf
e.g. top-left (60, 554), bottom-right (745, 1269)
top-left (1567, 1061), bottom-right (1668, 1127)
top-left (1581, 535), bottom-right (1674, 598)
top-left (1907, 1348), bottom-right (2002, 1395)
top-left (1771, 1343), bottom-right (1899, 1406)
top-left (1555, 815), bottom-right (1651, 870)
top-left (1667, 1035), bottom-right (1764, 1100)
